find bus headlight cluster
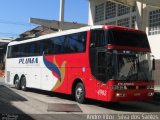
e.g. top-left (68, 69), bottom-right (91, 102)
top-left (112, 85), bottom-right (127, 90)
top-left (147, 85), bottom-right (154, 89)
top-left (148, 92), bottom-right (154, 96)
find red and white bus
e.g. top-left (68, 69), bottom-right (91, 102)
top-left (5, 25), bottom-right (154, 103)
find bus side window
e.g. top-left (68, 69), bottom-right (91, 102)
top-left (43, 39), bottom-right (52, 55)
top-left (29, 43), bottom-right (36, 56)
top-left (7, 46), bottom-right (12, 58)
top-left (12, 45), bottom-right (19, 58)
top-left (24, 43), bottom-right (30, 57)
top-left (67, 33), bottom-right (79, 53)
top-left (67, 32), bottom-right (86, 53)
top-left (38, 41), bottom-right (44, 55)
top-left (90, 31), bottom-right (96, 47)
top-left (77, 32), bottom-right (86, 52)
top-left (34, 41), bottom-right (40, 56)
top-left (19, 44), bottom-right (25, 57)
top-left (52, 36), bottom-right (66, 54)
top-left (90, 30), bottom-right (105, 47)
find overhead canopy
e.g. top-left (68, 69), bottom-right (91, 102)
top-left (30, 18), bottom-right (87, 30)
top-left (0, 39), bottom-right (12, 43)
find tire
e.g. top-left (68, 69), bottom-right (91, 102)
top-left (14, 76), bottom-right (21, 90)
top-left (75, 82), bottom-right (85, 104)
top-left (21, 76), bottom-right (27, 91)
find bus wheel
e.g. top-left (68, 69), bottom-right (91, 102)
top-left (75, 82), bottom-right (85, 104)
top-left (14, 76), bottom-right (21, 90)
top-left (21, 76), bottom-right (27, 91)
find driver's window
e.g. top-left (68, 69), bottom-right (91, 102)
top-left (90, 30), bottom-right (105, 47)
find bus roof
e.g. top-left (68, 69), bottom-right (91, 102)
top-left (8, 25), bottom-right (145, 46)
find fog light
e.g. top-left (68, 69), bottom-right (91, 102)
top-left (116, 93), bottom-right (125, 97)
top-left (148, 92), bottom-right (154, 96)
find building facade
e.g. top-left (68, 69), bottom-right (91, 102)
top-left (88, 0), bottom-right (160, 86)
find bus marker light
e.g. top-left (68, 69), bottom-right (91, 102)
top-left (82, 67), bottom-right (86, 72)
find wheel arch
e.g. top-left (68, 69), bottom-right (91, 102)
top-left (72, 78), bottom-right (85, 96)
top-left (13, 74), bottom-right (19, 85)
top-left (20, 74), bottom-right (25, 80)
top-left (20, 74), bottom-right (26, 84)
top-left (20, 74), bottom-right (27, 91)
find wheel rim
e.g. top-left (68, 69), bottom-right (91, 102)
top-left (76, 86), bottom-right (83, 100)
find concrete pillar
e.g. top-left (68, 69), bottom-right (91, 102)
top-left (88, 0), bottom-right (95, 25)
top-left (136, 1), bottom-right (143, 30)
top-left (59, 0), bottom-right (65, 22)
top-left (136, 1), bottom-right (147, 31)
top-left (142, 4), bottom-right (147, 31)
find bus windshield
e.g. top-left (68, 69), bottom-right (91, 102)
top-left (114, 53), bottom-right (152, 81)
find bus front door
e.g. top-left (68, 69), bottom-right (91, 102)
top-left (96, 50), bottom-right (108, 101)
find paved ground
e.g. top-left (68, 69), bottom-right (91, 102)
top-left (0, 78), bottom-right (160, 120)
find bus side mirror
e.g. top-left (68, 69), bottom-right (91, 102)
top-left (152, 58), bottom-right (155, 70)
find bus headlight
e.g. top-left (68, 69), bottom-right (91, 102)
top-left (112, 85), bottom-right (127, 90)
top-left (147, 85), bottom-right (154, 89)
top-left (148, 92), bottom-right (154, 96)
top-left (116, 93), bottom-right (126, 97)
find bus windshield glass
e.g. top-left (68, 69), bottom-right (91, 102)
top-left (115, 53), bottom-right (152, 81)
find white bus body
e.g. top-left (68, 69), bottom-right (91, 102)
top-left (5, 26), bottom-right (91, 91)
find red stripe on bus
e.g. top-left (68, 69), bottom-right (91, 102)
top-left (106, 45), bottom-right (151, 52)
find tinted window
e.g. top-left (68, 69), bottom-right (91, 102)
top-left (37, 41), bottom-right (44, 55)
top-left (34, 41), bottom-right (42, 56)
top-left (24, 43), bottom-right (31, 57)
top-left (43, 39), bottom-right (52, 54)
top-left (50, 36), bottom-right (66, 54)
top-left (90, 30), bottom-right (106, 47)
top-left (7, 46), bottom-right (12, 58)
top-left (19, 44), bottom-right (27, 57)
top-left (12, 45), bottom-right (19, 58)
top-left (107, 30), bottom-right (150, 48)
top-left (7, 31), bottom-right (87, 58)
top-left (67, 32), bottom-right (87, 53)
top-left (90, 29), bottom-right (150, 49)
top-left (7, 41), bottom-right (42, 58)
